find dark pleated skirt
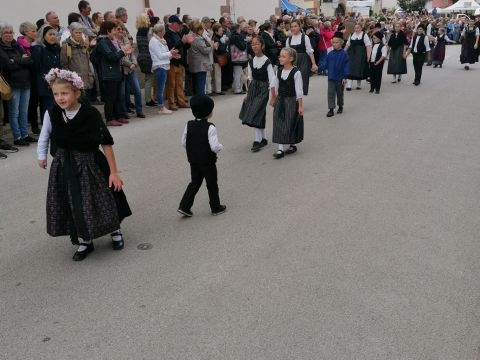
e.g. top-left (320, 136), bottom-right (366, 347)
top-left (239, 80), bottom-right (269, 129)
top-left (460, 38), bottom-right (479, 64)
top-left (347, 46), bottom-right (368, 80)
top-left (46, 147), bottom-right (132, 240)
top-left (432, 42), bottom-right (446, 65)
top-left (272, 95), bottom-right (302, 144)
top-left (387, 47), bottom-right (407, 74)
top-left (296, 52), bottom-right (310, 95)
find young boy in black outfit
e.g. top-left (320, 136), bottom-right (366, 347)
top-left (178, 95), bottom-right (226, 217)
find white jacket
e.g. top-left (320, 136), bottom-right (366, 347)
top-left (149, 35), bottom-right (172, 71)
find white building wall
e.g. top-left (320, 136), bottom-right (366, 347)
top-left (4, 0), bottom-right (278, 39)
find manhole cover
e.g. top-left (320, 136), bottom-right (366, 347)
top-left (137, 243), bottom-right (153, 250)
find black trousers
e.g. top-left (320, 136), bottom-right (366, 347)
top-left (369, 62), bottom-right (384, 91)
top-left (412, 53), bottom-right (426, 83)
top-left (179, 162), bottom-right (221, 211)
top-left (28, 85), bottom-right (39, 130)
top-left (102, 80), bottom-right (122, 121)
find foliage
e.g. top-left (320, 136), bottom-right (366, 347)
top-left (397, 0), bottom-right (427, 12)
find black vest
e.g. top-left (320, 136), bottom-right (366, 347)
top-left (186, 119), bottom-right (217, 164)
top-left (371, 43), bottom-right (384, 62)
top-left (277, 67), bottom-right (298, 97)
top-left (288, 34), bottom-right (306, 54)
top-left (412, 34), bottom-right (426, 54)
top-left (249, 58), bottom-right (271, 82)
top-left (49, 103), bottom-right (113, 153)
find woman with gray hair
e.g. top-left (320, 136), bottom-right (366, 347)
top-left (149, 23), bottom-right (178, 114)
top-left (60, 22), bottom-right (95, 97)
top-left (0, 23), bottom-right (35, 146)
top-left (32, 24), bottom-right (60, 120)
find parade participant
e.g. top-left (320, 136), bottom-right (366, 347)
top-left (432, 28), bottom-right (454, 68)
top-left (239, 35), bottom-right (275, 152)
top-left (37, 68), bottom-right (132, 261)
top-left (369, 32), bottom-right (387, 94)
top-left (387, 22), bottom-right (408, 83)
top-left (286, 19), bottom-right (317, 95)
top-left (460, 18), bottom-right (479, 70)
top-left (178, 95), bottom-right (226, 217)
top-left (325, 34), bottom-right (349, 117)
top-left (404, 24), bottom-right (430, 86)
top-left (271, 48), bottom-right (303, 159)
top-left (344, 23), bottom-right (371, 91)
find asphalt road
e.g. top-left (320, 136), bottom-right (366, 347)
top-left (1, 44), bottom-right (480, 360)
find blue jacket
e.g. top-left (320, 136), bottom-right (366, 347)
top-left (31, 43), bottom-right (61, 96)
top-left (95, 36), bottom-right (125, 81)
top-left (326, 49), bottom-right (349, 82)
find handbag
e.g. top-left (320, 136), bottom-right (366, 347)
top-left (0, 74), bottom-right (12, 101)
top-left (230, 44), bottom-right (248, 64)
top-left (215, 53), bottom-right (228, 67)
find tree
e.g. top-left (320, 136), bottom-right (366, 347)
top-left (397, 0), bottom-right (427, 12)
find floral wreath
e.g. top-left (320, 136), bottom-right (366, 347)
top-left (45, 68), bottom-right (84, 90)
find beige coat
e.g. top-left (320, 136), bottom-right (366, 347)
top-left (60, 37), bottom-right (95, 89)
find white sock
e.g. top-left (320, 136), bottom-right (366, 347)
top-left (261, 129), bottom-right (267, 140)
top-left (254, 128), bottom-right (263, 142)
top-left (78, 239), bottom-right (92, 252)
top-left (347, 79), bottom-right (352, 88)
top-left (277, 144), bottom-right (284, 151)
top-left (357, 80), bottom-right (361, 87)
top-left (111, 229), bottom-right (123, 242)
top-left (398, 75), bottom-right (402, 80)
top-left (393, 75), bottom-right (397, 80)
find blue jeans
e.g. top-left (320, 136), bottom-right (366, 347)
top-left (9, 88), bottom-right (30, 140)
top-left (192, 71), bottom-right (207, 95)
top-left (124, 72), bottom-right (143, 114)
top-left (154, 67), bottom-right (167, 106)
top-left (317, 50), bottom-right (328, 72)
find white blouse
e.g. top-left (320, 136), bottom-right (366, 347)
top-left (247, 55), bottom-right (276, 88)
top-left (37, 107), bottom-right (81, 161)
top-left (286, 33), bottom-right (314, 54)
top-left (274, 68), bottom-right (303, 99)
top-left (346, 32), bottom-right (372, 47)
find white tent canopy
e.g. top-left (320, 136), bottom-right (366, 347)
top-left (438, 0), bottom-right (480, 13)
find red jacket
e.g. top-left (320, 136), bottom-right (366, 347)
top-left (318, 28), bottom-right (335, 51)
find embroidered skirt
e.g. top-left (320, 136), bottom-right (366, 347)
top-left (46, 147), bottom-right (132, 240)
top-left (239, 80), bottom-right (270, 129)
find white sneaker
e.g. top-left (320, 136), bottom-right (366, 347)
top-left (158, 107), bottom-right (173, 115)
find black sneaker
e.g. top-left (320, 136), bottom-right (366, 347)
top-left (13, 139), bottom-right (30, 146)
top-left (211, 205), bottom-right (226, 216)
top-left (0, 142), bottom-right (19, 152)
top-left (326, 109), bottom-right (334, 117)
top-left (146, 100), bottom-right (158, 107)
top-left (177, 208), bottom-right (193, 217)
top-left (23, 135), bottom-right (38, 143)
top-left (251, 141), bottom-right (261, 152)
top-left (337, 106), bottom-right (343, 114)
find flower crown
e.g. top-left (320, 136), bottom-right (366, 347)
top-left (45, 68), bottom-right (84, 90)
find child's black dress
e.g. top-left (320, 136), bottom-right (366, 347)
top-left (46, 104), bottom-right (132, 241)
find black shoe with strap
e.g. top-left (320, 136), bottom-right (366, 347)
top-left (285, 145), bottom-right (297, 155)
top-left (326, 109), bottom-right (334, 117)
top-left (72, 243), bottom-right (94, 261)
top-left (273, 150), bottom-right (284, 159)
top-left (251, 141), bottom-right (261, 152)
top-left (111, 232), bottom-right (124, 250)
